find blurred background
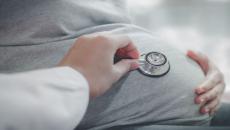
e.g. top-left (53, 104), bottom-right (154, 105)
top-left (127, 0), bottom-right (230, 102)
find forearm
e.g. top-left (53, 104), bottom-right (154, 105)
top-left (0, 67), bottom-right (89, 130)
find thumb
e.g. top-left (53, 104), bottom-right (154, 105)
top-left (187, 50), bottom-right (209, 74)
top-left (112, 59), bottom-right (139, 82)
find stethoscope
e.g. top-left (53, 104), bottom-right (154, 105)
top-left (138, 52), bottom-right (170, 77)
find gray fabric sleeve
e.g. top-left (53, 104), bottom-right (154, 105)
top-left (76, 25), bottom-right (212, 130)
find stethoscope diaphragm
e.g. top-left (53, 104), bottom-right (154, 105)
top-left (138, 52), bottom-right (170, 77)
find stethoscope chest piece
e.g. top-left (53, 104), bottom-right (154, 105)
top-left (138, 52), bottom-right (170, 77)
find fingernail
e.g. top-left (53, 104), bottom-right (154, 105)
top-left (200, 98), bottom-right (204, 103)
top-left (196, 88), bottom-right (205, 94)
top-left (195, 97), bottom-right (204, 104)
top-left (196, 97), bottom-right (204, 104)
top-left (203, 108), bottom-right (209, 113)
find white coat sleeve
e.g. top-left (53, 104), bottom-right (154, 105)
top-left (0, 67), bottom-right (89, 130)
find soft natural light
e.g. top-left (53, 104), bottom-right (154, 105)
top-left (128, 0), bottom-right (230, 102)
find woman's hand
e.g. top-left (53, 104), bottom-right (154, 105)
top-left (187, 50), bottom-right (226, 115)
top-left (59, 34), bottom-right (139, 98)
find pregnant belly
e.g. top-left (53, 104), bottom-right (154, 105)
top-left (0, 22), bottom-right (211, 129)
top-left (78, 25), bottom-right (211, 130)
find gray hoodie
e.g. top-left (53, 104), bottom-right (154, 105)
top-left (0, 0), bottom-right (211, 130)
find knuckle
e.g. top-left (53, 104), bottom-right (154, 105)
top-left (216, 89), bottom-right (222, 96)
top-left (218, 82), bottom-right (226, 94)
top-left (202, 95), bottom-right (209, 101)
top-left (200, 86), bottom-right (208, 92)
top-left (212, 90), bottom-right (218, 98)
top-left (205, 95), bottom-right (211, 100)
top-left (77, 34), bottom-right (114, 51)
top-left (76, 35), bottom-right (91, 47)
top-left (95, 35), bottom-right (113, 47)
top-left (95, 35), bottom-right (110, 42)
top-left (207, 80), bottom-right (216, 89)
top-left (206, 104), bottom-right (212, 110)
top-left (77, 35), bottom-right (90, 41)
top-left (212, 71), bottom-right (219, 77)
top-left (209, 75), bottom-right (218, 85)
top-left (206, 92), bottom-right (216, 101)
top-left (214, 88), bottom-right (219, 95)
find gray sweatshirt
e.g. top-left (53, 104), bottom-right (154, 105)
top-left (0, 0), bottom-right (130, 72)
top-left (0, 0), bottom-right (211, 130)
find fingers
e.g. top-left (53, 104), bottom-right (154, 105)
top-left (86, 33), bottom-right (140, 59)
top-left (195, 71), bottom-right (224, 95)
top-left (188, 50), bottom-right (224, 95)
top-left (195, 82), bottom-right (224, 104)
top-left (102, 34), bottom-right (139, 59)
top-left (196, 82), bottom-right (225, 115)
top-left (200, 96), bottom-right (220, 114)
top-left (112, 59), bottom-right (139, 82)
top-left (196, 74), bottom-right (225, 115)
top-left (112, 35), bottom-right (139, 59)
top-left (116, 44), bottom-right (140, 59)
top-left (110, 35), bottom-right (140, 82)
top-left (110, 35), bottom-right (132, 48)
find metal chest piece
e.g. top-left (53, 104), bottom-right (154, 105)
top-left (138, 52), bottom-right (170, 77)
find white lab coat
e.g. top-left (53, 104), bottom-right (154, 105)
top-left (0, 67), bottom-right (89, 130)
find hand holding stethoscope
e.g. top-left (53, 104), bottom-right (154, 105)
top-left (58, 32), bottom-right (225, 115)
top-left (58, 33), bottom-right (139, 98)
